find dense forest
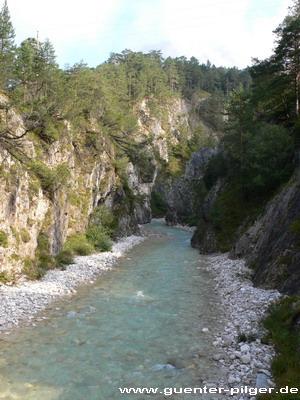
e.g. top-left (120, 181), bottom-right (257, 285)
top-left (0, 0), bottom-right (250, 163)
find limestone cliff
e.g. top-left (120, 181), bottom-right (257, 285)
top-left (0, 94), bottom-right (211, 278)
top-left (155, 147), bottom-right (215, 226)
top-left (230, 165), bottom-right (300, 294)
top-left (190, 155), bottom-right (300, 294)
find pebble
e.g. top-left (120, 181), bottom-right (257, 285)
top-left (202, 253), bottom-right (281, 399)
top-left (241, 354), bottom-right (251, 364)
top-left (240, 344), bottom-right (250, 353)
top-left (212, 354), bottom-right (223, 361)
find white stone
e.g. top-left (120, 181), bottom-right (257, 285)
top-left (240, 344), bottom-right (250, 353)
top-left (212, 354), bottom-right (223, 361)
top-left (241, 354), bottom-right (251, 364)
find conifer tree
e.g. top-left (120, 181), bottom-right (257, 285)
top-left (273, 1), bottom-right (300, 116)
top-left (0, 0), bottom-right (16, 90)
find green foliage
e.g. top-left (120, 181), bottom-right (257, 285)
top-left (0, 230), bottom-right (8, 247)
top-left (196, 93), bottom-right (225, 132)
top-left (0, 270), bottom-right (15, 284)
top-left (259, 295), bottom-right (300, 400)
top-left (55, 249), bottom-right (74, 268)
top-left (28, 162), bottom-right (70, 198)
top-left (150, 190), bottom-right (167, 218)
top-left (86, 205), bottom-right (117, 251)
top-left (23, 232), bottom-right (55, 280)
top-left (85, 225), bottom-right (111, 252)
top-left (290, 214), bottom-right (300, 245)
top-left (208, 185), bottom-right (271, 251)
top-left (20, 228), bottom-right (31, 243)
top-left (35, 232), bottom-right (55, 269)
top-left (23, 257), bottom-right (46, 280)
top-left (63, 233), bottom-right (94, 256)
top-left (128, 150), bottom-right (156, 183)
top-left (89, 205), bottom-right (117, 234)
top-left (241, 123), bottom-right (294, 195)
top-left (33, 116), bottom-right (60, 144)
top-left (290, 217), bottom-right (300, 234)
top-left (0, 0), bottom-right (16, 90)
top-left (203, 153), bottom-right (227, 190)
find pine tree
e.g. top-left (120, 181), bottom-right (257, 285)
top-left (272, 1), bottom-right (300, 116)
top-left (0, 0), bottom-right (16, 90)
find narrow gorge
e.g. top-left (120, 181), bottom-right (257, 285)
top-left (0, 1), bottom-right (299, 399)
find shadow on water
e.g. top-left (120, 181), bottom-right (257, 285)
top-left (0, 222), bottom-right (224, 399)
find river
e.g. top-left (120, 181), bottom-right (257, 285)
top-left (0, 222), bottom-right (223, 399)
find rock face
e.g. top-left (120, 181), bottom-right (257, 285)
top-left (191, 178), bottom-right (224, 253)
top-left (156, 147), bottom-right (215, 226)
top-left (231, 167), bottom-right (300, 294)
top-left (0, 94), bottom-right (211, 277)
top-left (189, 149), bottom-right (300, 293)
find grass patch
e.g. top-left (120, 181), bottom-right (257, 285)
top-left (258, 296), bottom-right (300, 400)
top-left (0, 230), bottom-right (9, 247)
top-left (23, 233), bottom-right (56, 280)
top-left (20, 228), bottom-right (31, 243)
top-left (0, 271), bottom-right (16, 284)
top-left (63, 233), bottom-right (95, 256)
top-left (86, 205), bottom-right (117, 251)
top-left (55, 249), bottom-right (74, 269)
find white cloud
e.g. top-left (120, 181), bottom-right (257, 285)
top-left (7, 0), bottom-right (122, 65)
top-left (159, 0), bottom-right (294, 67)
top-left (4, 0), bottom-right (295, 68)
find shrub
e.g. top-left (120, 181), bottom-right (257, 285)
top-left (86, 205), bottom-right (116, 251)
top-left (203, 152), bottom-right (227, 190)
top-left (259, 296), bottom-right (300, 400)
top-left (0, 230), bottom-right (8, 247)
top-left (63, 233), bottom-right (94, 256)
top-left (23, 257), bottom-right (46, 280)
top-left (86, 225), bottom-right (111, 251)
top-left (28, 162), bottom-right (70, 199)
top-left (55, 249), bottom-right (74, 268)
top-left (89, 205), bottom-right (117, 235)
top-left (20, 228), bottom-right (31, 243)
top-left (0, 271), bottom-right (15, 284)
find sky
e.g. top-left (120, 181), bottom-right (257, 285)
top-left (5, 0), bottom-right (295, 69)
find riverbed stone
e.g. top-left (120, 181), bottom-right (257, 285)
top-left (240, 344), bottom-right (250, 353)
top-left (241, 353), bottom-right (251, 364)
top-left (256, 372), bottom-right (269, 388)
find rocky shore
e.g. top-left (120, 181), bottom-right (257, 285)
top-left (201, 254), bottom-right (281, 400)
top-left (0, 235), bottom-right (145, 334)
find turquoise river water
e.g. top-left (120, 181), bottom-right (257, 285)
top-left (0, 222), bottom-right (223, 400)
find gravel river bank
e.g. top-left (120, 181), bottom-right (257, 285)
top-left (0, 235), bottom-right (145, 334)
top-left (0, 223), bottom-right (281, 399)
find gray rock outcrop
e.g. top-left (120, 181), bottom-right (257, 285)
top-left (231, 167), bottom-right (300, 294)
top-left (156, 147), bottom-right (215, 226)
